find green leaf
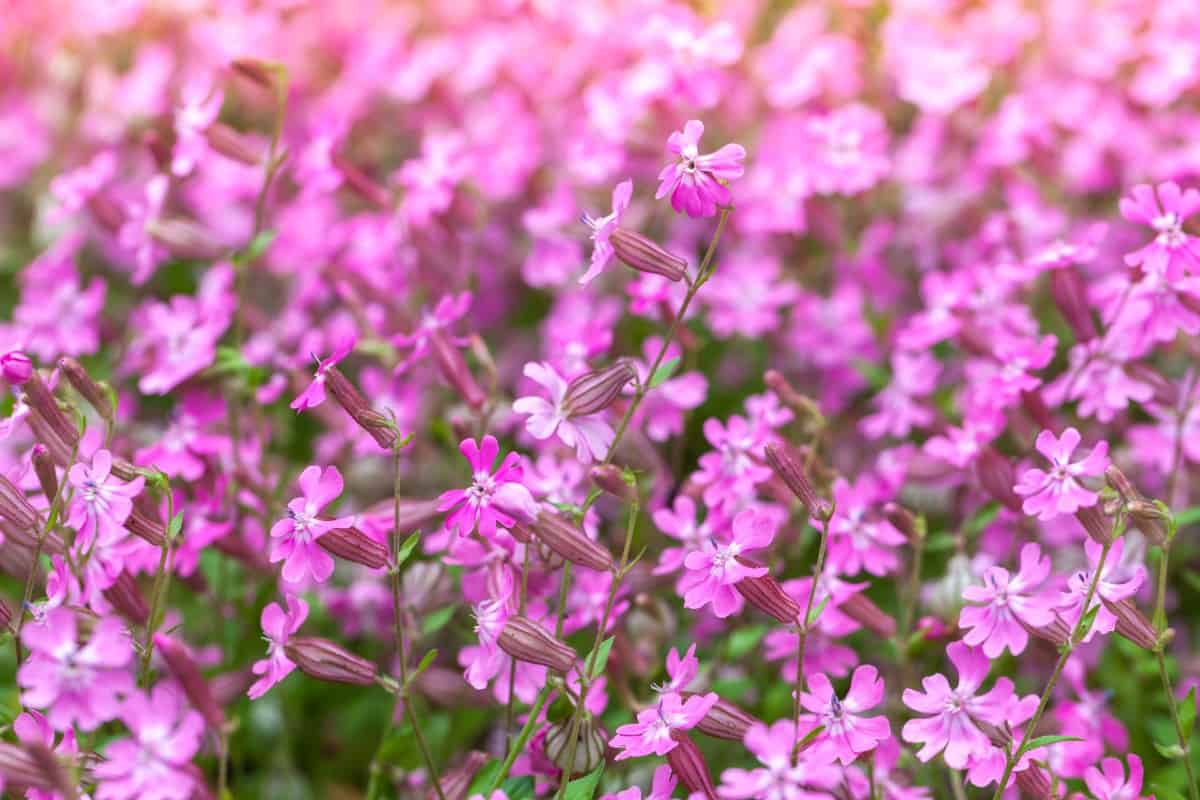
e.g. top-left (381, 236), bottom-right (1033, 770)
top-left (501, 776), bottom-right (536, 800)
top-left (167, 511), bottom-right (185, 540)
top-left (1019, 734), bottom-right (1082, 753)
top-left (1182, 686), bottom-right (1197, 742)
top-left (924, 532), bottom-right (957, 552)
top-left (1174, 506), bottom-right (1200, 528)
top-left (963, 502), bottom-right (1000, 536)
top-left (1151, 784), bottom-right (1187, 800)
top-left (238, 230), bottom-right (277, 263)
top-left (589, 636), bottom-right (615, 679)
top-left (563, 764), bottom-right (604, 800)
top-left (1076, 602), bottom-right (1101, 642)
top-left (1154, 740), bottom-right (1186, 760)
top-left (796, 724), bottom-right (826, 750)
top-left (412, 649), bottom-right (438, 681)
top-left (648, 357), bottom-right (680, 389)
top-left (395, 532), bottom-right (421, 567)
top-left (466, 759), bottom-right (502, 796)
top-left (806, 596), bottom-right (830, 627)
top-left (727, 624), bottom-right (767, 659)
top-left (422, 606), bottom-right (456, 635)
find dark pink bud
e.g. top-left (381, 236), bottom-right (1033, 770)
top-left (0, 596), bottom-right (12, 629)
top-left (154, 633), bottom-right (226, 730)
top-left (126, 499), bottom-right (166, 547)
top-left (102, 571), bottom-right (149, 624)
top-left (284, 637), bottom-right (379, 685)
top-left (1014, 764), bottom-right (1054, 799)
top-left (1, 350), bottom-right (32, 384)
top-left (318, 526), bottom-right (390, 570)
top-left (763, 443), bottom-right (831, 520)
top-left (734, 569), bottom-right (801, 624)
top-left (518, 513), bottom-right (615, 573)
top-left (0, 742), bottom-right (55, 790)
top-left (1025, 614), bottom-right (1072, 647)
top-left (498, 616), bottom-right (576, 674)
top-left (666, 733), bottom-right (717, 800)
top-left (841, 592), bottom-right (898, 638)
top-left (58, 357), bottom-right (114, 422)
top-left (690, 695), bottom-right (759, 741)
top-left (590, 464), bottom-right (636, 503)
top-left (1074, 505), bottom-right (1113, 545)
top-left (230, 58), bottom-right (276, 91)
top-left (1105, 465), bottom-right (1168, 546)
top-left (0, 475), bottom-right (38, 530)
top-left (332, 152), bottom-right (392, 208)
top-left (148, 218), bottom-right (224, 260)
top-left (425, 751), bottom-right (488, 800)
top-left (205, 122), bottom-right (263, 166)
top-left (22, 374), bottom-right (80, 459)
top-left (563, 361), bottom-right (637, 417)
top-left (1020, 390), bottom-right (1055, 431)
top-left (86, 193), bottom-right (126, 233)
top-left (1102, 597), bottom-right (1159, 651)
top-left (429, 331), bottom-right (486, 409)
top-left (1049, 267), bottom-right (1098, 342)
top-left (882, 502), bottom-right (921, 545)
top-left (324, 366), bottom-right (398, 449)
top-left (31, 445), bottom-right (58, 502)
top-left (975, 447), bottom-right (1022, 512)
top-left (609, 228), bottom-right (688, 281)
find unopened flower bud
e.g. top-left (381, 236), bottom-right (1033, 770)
top-left (841, 592), bottom-right (898, 638)
top-left (58, 358), bottom-right (114, 422)
top-left (318, 526), bottom-right (389, 570)
top-left (1025, 614), bottom-right (1072, 647)
top-left (429, 331), bottom-right (486, 409)
top-left (24, 741), bottom-right (76, 799)
top-left (689, 695), bottom-right (759, 741)
top-left (545, 716), bottom-right (608, 777)
top-left (284, 637), bottom-right (378, 685)
top-left (324, 365), bottom-right (398, 449)
top-left (148, 218), bottom-right (224, 260)
top-left (563, 361), bottom-right (636, 417)
top-left (0, 475), bottom-right (39, 530)
top-left (1, 350), bottom-right (32, 384)
top-left (332, 152), bottom-right (391, 208)
top-left (205, 122), bottom-right (263, 165)
top-left (734, 569), bottom-right (801, 624)
top-left (31, 445), bottom-right (58, 501)
top-left (103, 571), bottom-right (149, 624)
top-left (666, 733), bottom-right (718, 800)
top-left (22, 374), bottom-right (80, 458)
top-left (0, 742), bottom-right (55, 790)
top-left (1020, 390), bottom-right (1055, 431)
top-left (425, 751), bottom-right (488, 800)
top-left (230, 58), bottom-right (276, 91)
top-left (763, 443), bottom-right (831, 520)
top-left (1074, 505), bottom-right (1113, 545)
top-left (975, 447), bottom-right (1022, 512)
top-left (519, 513), bottom-right (614, 573)
top-left (126, 499), bottom-right (166, 547)
top-left (0, 596), bottom-right (11, 629)
top-left (609, 228), bottom-right (688, 281)
top-left (882, 502), bottom-right (921, 545)
top-left (1102, 598), bottom-right (1159, 651)
top-left (1049, 267), bottom-right (1098, 342)
top-left (498, 616), bottom-right (576, 674)
top-left (154, 633), bottom-right (226, 730)
top-left (1105, 465), bottom-right (1169, 546)
top-left (590, 465), bottom-right (636, 503)
top-left (1014, 765), bottom-right (1053, 800)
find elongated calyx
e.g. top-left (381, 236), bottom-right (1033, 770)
top-left (318, 525), bottom-right (390, 569)
top-left (763, 442), bottom-right (832, 520)
top-left (563, 360), bottom-right (636, 417)
top-left (609, 227), bottom-right (688, 282)
top-left (497, 615), bottom-right (576, 674)
top-left (515, 512), bottom-right (615, 573)
top-left (285, 637), bottom-right (379, 685)
top-left (154, 633), bottom-right (227, 730)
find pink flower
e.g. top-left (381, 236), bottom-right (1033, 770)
top-left (651, 495), bottom-right (715, 577)
top-left (438, 436), bottom-right (537, 539)
top-left (958, 543), bottom-right (1058, 657)
top-left (656, 644), bottom-right (700, 694)
top-left (803, 103), bottom-right (890, 196)
top-left (902, 641), bottom-right (1037, 770)
top-left (1119, 181), bottom-right (1200, 280)
top-left (825, 477), bottom-right (907, 577)
top-left (679, 508), bottom-right (776, 617)
top-left (694, 415), bottom-right (773, 512)
top-left (801, 664), bottom-right (891, 765)
top-left (117, 175), bottom-right (169, 285)
top-left (717, 720), bottom-right (844, 800)
top-left (580, 179), bottom-right (632, 284)
top-left (18, 608), bottom-right (133, 732)
top-left (93, 685), bottom-right (205, 800)
top-left (1057, 537), bottom-right (1145, 642)
top-left (512, 361), bottom-right (615, 463)
top-left (291, 335), bottom-right (356, 411)
top-left (1, 348), bottom-right (32, 384)
top-left (171, 80), bottom-right (222, 176)
top-left (14, 709), bottom-right (78, 800)
top-left (269, 465), bottom-right (354, 584)
top-left (248, 595), bottom-right (309, 699)
top-left (655, 120), bottom-right (745, 218)
top-left (1084, 755), bottom-right (1149, 800)
top-left (1014, 428), bottom-right (1109, 520)
top-left (392, 292), bottom-right (472, 372)
top-left (600, 764), bottom-right (677, 800)
top-left (609, 691), bottom-right (717, 760)
top-left (66, 449), bottom-right (145, 550)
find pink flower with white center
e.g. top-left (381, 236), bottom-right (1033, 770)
top-left (609, 691), bottom-right (717, 760)
top-left (923, 412), bottom-right (1004, 469)
top-left (49, 150), bottom-right (117, 223)
top-left (291, 335), bottom-right (356, 411)
top-left (269, 465), bottom-right (354, 584)
top-left (1057, 537), bottom-right (1145, 642)
top-left (694, 415), bottom-right (773, 512)
top-left (392, 292), bottom-right (471, 372)
top-left (655, 120), bottom-right (746, 218)
top-left (958, 543), bottom-right (1058, 658)
top-left (679, 508), bottom-right (776, 617)
top-left (801, 665), bottom-right (891, 765)
top-left (170, 81), bottom-right (222, 176)
top-left (66, 449), bottom-right (145, 550)
top-left (14, 709), bottom-right (79, 800)
top-left (655, 644), bottom-right (700, 694)
top-left (600, 764), bottom-right (677, 800)
top-left (579, 178), bottom-right (631, 284)
top-left (803, 103), bottom-right (891, 196)
top-left (825, 477), bottom-right (907, 577)
top-left (248, 594), bottom-right (309, 699)
top-left (1085, 755), bottom-right (1149, 800)
top-left (461, 598), bottom-right (510, 692)
top-left (1044, 341), bottom-right (1155, 423)
top-left (512, 361), bottom-right (615, 463)
top-left (438, 436), bottom-right (537, 539)
top-left (93, 685), bottom-right (205, 800)
top-left (117, 174), bottom-right (169, 285)
top-left (1014, 427), bottom-right (1109, 520)
top-left (651, 494), bottom-right (716, 577)
top-left (18, 608), bottom-right (133, 732)
top-left (718, 720), bottom-right (844, 800)
top-left (901, 642), bottom-right (1037, 770)
top-left (1119, 181), bottom-right (1200, 280)
top-left (861, 350), bottom-right (940, 439)
top-left (395, 130), bottom-right (469, 227)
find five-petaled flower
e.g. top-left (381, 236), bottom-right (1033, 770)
top-left (438, 436), bottom-right (538, 539)
top-left (270, 465), bottom-right (354, 583)
top-left (580, 179), bottom-right (632, 284)
top-left (609, 691), bottom-right (717, 760)
top-left (1014, 427), bottom-right (1109, 520)
top-left (248, 594), bottom-right (309, 699)
top-left (800, 664), bottom-right (892, 765)
top-left (656, 120), bottom-right (745, 218)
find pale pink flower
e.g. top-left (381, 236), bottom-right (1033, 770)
top-left (513, 361), bottom-right (615, 463)
top-left (13, 709), bottom-right (78, 800)
top-left (1057, 537), bottom-right (1145, 642)
top-left (580, 179), bottom-right (632, 284)
top-left (269, 465), bottom-right (354, 584)
top-left (1120, 181), bottom-right (1200, 280)
top-left (801, 664), bottom-right (891, 765)
top-left (171, 81), bottom-right (222, 176)
top-left (94, 686), bottom-right (205, 800)
top-left (609, 692), bottom-right (717, 760)
top-left (959, 543), bottom-right (1058, 657)
top-left (291, 335), bottom-right (356, 411)
top-left (679, 508), bottom-right (776, 617)
top-left (66, 448), bottom-right (145, 550)
top-left (248, 595), bottom-right (309, 699)
top-left (1084, 755), bottom-right (1149, 800)
top-left (655, 120), bottom-right (745, 218)
top-left (717, 719), bottom-right (844, 800)
top-left (1014, 428), bottom-right (1109, 520)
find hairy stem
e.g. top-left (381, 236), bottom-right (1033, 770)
top-left (140, 484), bottom-right (176, 685)
top-left (1156, 650), bottom-right (1200, 800)
top-left (793, 519), bottom-right (830, 762)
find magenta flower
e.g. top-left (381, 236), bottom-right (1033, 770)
top-left (438, 436), bottom-right (537, 539)
top-left (291, 335), bottom-right (356, 411)
top-left (600, 764), bottom-right (677, 800)
top-left (825, 477), bottom-right (907, 577)
top-left (93, 685), bottom-right (205, 800)
top-left (1013, 428), bottom-right (1109, 520)
top-left (66, 448), bottom-right (145, 550)
top-left (1, 348), bottom-right (32, 384)
top-left (679, 508), bottom-right (775, 617)
top-left (609, 691), bottom-right (717, 760)
top-left (801, 664), bottom-right (891, 765)
top-left (655, 120), bottom-right (746, 218)
top-left (580, 178), bottom-right (632, 284)
top-left (717, 720), bottom-right (843, 800)
top-left (269, 465), bottom-right (354, 584)
top-left (901, 642), bottom-right (1037, 769)
top-left (392, 292), bottom-right (472, 372)
top-left (513, 361), bottom-right (615, 463)
top-left (1057, 537), bottom-right (1145, 642)
top-left (958, 542), bottom-right (1058, 657)
top-left (1085, 755), bottom-right (1149, 800)
top-left (18, 608), bottom-right (133, 732)
top-left (248, 594), bottom-right (309, 699)
top-left (117, 175), bottom-right (169, 285)
top-left (1119, 181), bottom-right (1200, 280)
top-left (461, 598), bottom-right (510, 692)
top-left (170, 80), bottom-right (223, 177)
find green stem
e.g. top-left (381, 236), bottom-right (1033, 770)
top-left (140, 485), bottom-right (176, 685)
top-left (487, 688), bottom-right (551, 792)
top-left (504, 545), bottom-right (533, 744)
top-left (15, 461), bottom-right (71, 656)
top-left (793, 519), bottom-right (830, 761)
top-left (1156, 651), bottom-right (1200, 800)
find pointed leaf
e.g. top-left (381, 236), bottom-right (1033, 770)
top-left (563, 764), bottom-right (604, 800)
top-left (648, 357), bottom-right (680, 389)
top-left (422, 606), bottom-right (455, 635)
top-left (1181, 686), bottom-right (1197, 743)
top-left (1019, 734), bottom-right (1081, 753)
top-left (395, 532), bottom-right (421, 567)
top-left (589, 636), bottom-right (614, 679)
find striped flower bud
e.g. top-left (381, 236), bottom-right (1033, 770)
top-left (58, 357), bottom-right (114, 423)
top-left (545, 716), bottom-right (608, 777)
top-left (590, 464), bottom-right (636, 503)
top-left (1074, 505), bottom-right (1113, 545)
top-left (1, 350), bottom-right (32, 385)
top-left (24, 412), bottom-right (74, 467)
top-left (148, 218), bottom-right (224, 260)
top-left (324, 365), bottom-right (398, 449)
top-left (332, 152), bottom-right (391, 208)
top-left (882, 502), bottom-right (921, 545)
top-left (0, 742), bottom-right (55, 791)
top-left (1014, 765), bottom-right (1053, 800)
top-left (429, 331), bottom-right (486, 409)
top-left (31, 445), bottom-right (57, 502)
top-left (0, 596), bottom-right (11, 629)
top-left (103, 571), bottom-right (149, 624)
top-left (1049, 267), bottom-right (1098, 342)
top-left (126, 498), bottom-right (166, 547)
top-left (318, 526), bottom-right (389, 570)
top-left (425, 751), bottom-right (488, 800)
top-left (690, 695), bottom-right (759, 742)
top-left (666, 733), bottom-right (718, 800)
top-left (841, 592), bottom-right (897, 638)
top-left (0, 475), bottom-right (38, 530)
top-left (154, 633), bottom-right (226, 730)
top-left (563, 361), bottom-right (636, 417)
top-left (205, 123), bottom-right (263, 166)
top-left (1102, 597), bottom-right (1159, 651)
top-left (1025, 614), bottom-right (1072, 648)
top-left (519, 513), bottom-right (614, 573)
top-left (1105, 465), bottom-right (1169, 546)
top-left (22, 374), bottom-right (80, 459)
top-left (609, 228), bottom-right (688, 282)
top-left (25, 742), bottom-right (78, 799)
top-left (284, 637), bottom-right (379, 686)
top-left (733, 569), bottom-right (801, 624)
top-left (763, 443), bottom-right (832, 520)
top-left (497, 616), bottom-right (576, 674)
top-left (974, 447), bottom-right (1022, 512)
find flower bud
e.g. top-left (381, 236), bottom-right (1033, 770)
top-left (882, 502), bottom-right (921, 545)
top-left (690, 695), bottom-right (758, 741)
top-left (425, 751), bottom-right (488, 800)
top-left (763, 443), bottom-right (831, 520)
top-left (974, 447), bottom-right (1022, 512)
top-left (332, 152), bottom-right (391, 208)
top-left (1049, 267), bottom-right (1098, 342)
top-left (1, 350), bottom-right (32, 384)
top-left (126, 499), bottom-right (166, 547)
top-left (609, 228), bottom-right (688, 282)
top-left (31, 445), bottom-right (58, 501)
top-left (22, 374), bottom-right (80, 458)
top-left (1105, 465), bottom-right (1169, 546)
top-left (324, 366), bottom-right (398, 449)
top-left (148, 218), bottom-right (224, 260)
top-left (734, 570), bottom-right (801, 624)
top-left (841, 592), bottom-right (898, 638)
top-left (1020, 390), bottom-right (1055, 431)
top-left (1074, 505), bottom-right (1113, 545)
top-left (0, 742), bottom-right (55, 790)
top-left (590, 465), bottom-right (636, 503)
top-left (545, 716), bottom-right (608, 777)
top-left (154, 633), bottom-right (226, 730)
top-left (0, 475), bottom-right (39, 530)
top-left (318, 526), bottom-right (389, 570)
top-left (284, 637), bottom-right (379, 685)
top-left (87, 193), bottom-right (126, 233)
top-left (24, 741), bottom-right (77, 799)
top-left (103, 571), bottom-right (149, 624)
top-left (412, 666), bottom-right (490, 707)
top-left (230, 58), bottom-right (276, 91)
top-left (58, 357), bottom-right (114, 422)
top-left (429, 331), bottom-right (486, 409)
top-left (1014, 765), bottom-right (1053, 800)
top-left (213, 533), bottom-right (274, 574)
top-left (1025, 614), bottom-right (1072, 647)
top-left (666, 733), bottom-right (717, 800)
top-left (1102, 597), bottom-right (1159, 651)
top-left (498, 616), bottom-right (576, 674)
top-left (0, 596), bottom-right (11, 629)
top-left (518, 513), bottom-right (614, 573)
top-left (205, 122), bottom-right (262, 166)
top-left (563, 361), bottom-right (636, 417)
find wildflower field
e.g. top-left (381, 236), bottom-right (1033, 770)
top-left (3, 1), bottom-right (1200, 798)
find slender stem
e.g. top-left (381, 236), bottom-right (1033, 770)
top-left (487, 688), bottom-right (551, 792)
top-left (899, 517), bottom-right (926, 641)
top-left (948, 768), bottom-right (968, 800)
top-left (1156, 651), bottom-right (1200, 800)
top-left (15, 464), bottom-right (71, 656)
top-left (140, 485), bottom-right (176, 685)
top-left (1154, 544), bottom-right (1171, 633)
top-left (504, 545), bottom-right (533, 744)
top-left (217, 731), bottom-right (230, 799)
top-left (793, 520), bottom-right (829, 761)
